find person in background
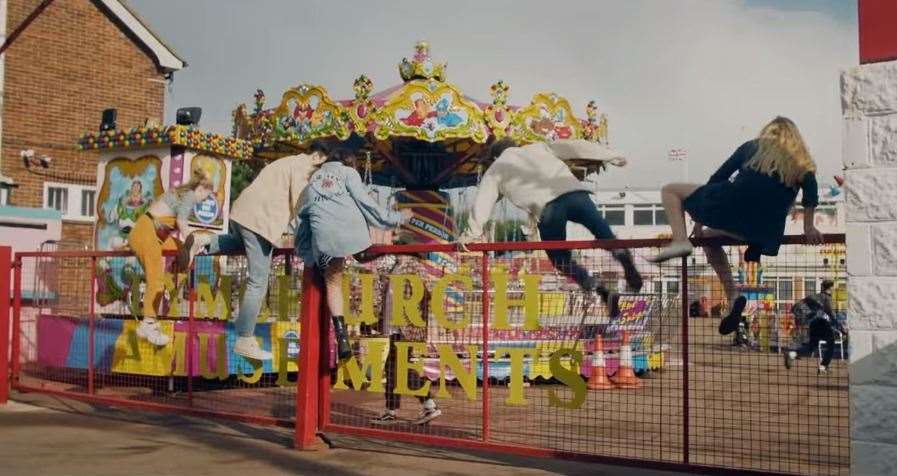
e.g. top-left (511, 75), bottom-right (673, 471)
top-left (649, 117), bottom-right (823, 335)
top-left (370, 256), bottom-right (442, 426)
top-left (784, 279), bottom-right (846, 374)
top-left (128, 170), bottom-right (214, 346)
top-left (296, 148), bottom-right (412, 360)
top-left (458, 138), bottom-right (643, 308)
top-left (178, 144), bottom-right (326, 360)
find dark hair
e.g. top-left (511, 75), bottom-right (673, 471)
top-left (326, 147), bottom-right (356, 164)
top-left (488, 138), bottom-right (518, 160)
top-left (309, 140), bottom-right (329, 156)
top-left (821, 279), bottom-right (835, 292)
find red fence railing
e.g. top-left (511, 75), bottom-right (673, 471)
top-left (1, 235), bottom-right (849, 475)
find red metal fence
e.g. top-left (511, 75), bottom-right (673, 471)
top-left (1, 236), bottom-right (849, 475)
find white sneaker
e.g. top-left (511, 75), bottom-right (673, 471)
top-left (784, 351), bottom-right (797, 369)
top-left (136, 319), bottom-right (170, 346)
top-left (234, 337), bottom-right (272, 360)
top-left (413, 400), bottom-right (442, 425)
top-left (648, 241), bottom-right (694, 263)
top-left (818, 365), bottom-right (828, 375)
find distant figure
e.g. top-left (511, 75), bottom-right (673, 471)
top-left (689, 300), bottom-right (708, 318)
top-left (784, 279), bottom-right (846, 374)
top-left (649, 117), bottom-right (823, 336)
top-left (370, 256), bottom-right (442, 426)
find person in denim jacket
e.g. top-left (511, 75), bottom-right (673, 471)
top-left (296, 148), bottom-right (412, 360)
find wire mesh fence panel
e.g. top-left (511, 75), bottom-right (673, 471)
top-left (14, 250), bottom-right (304, 424)
top-left (685, 242), bottom-right (849, 476)
top-left (10, 237), bottom-right (849, 475)
top-left (329, 252), bottom-right (485, 440)
top-left (326, 245), bottom-right (688, 463)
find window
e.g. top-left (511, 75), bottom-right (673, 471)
top-left (633, 206), bottom-right (653, 225)
top-left (43, 182), bottom-right (96, 222)
top-left (81, 189), bottom-right (96, 217)
top-left (666, 280), bottom-right (680, 295)
top-left (46, 186), bottom-right (68, 213)
top-left (599, 205), bottom-right (625, 226)
top-left (633, 204), bottom-right (667, 226)
top-left (776, 278), bottom-right (793, 302)
top-left (765, 276), bottom-right (795, 314)
top-left (804, 278), bottom-right (817, 295)
top-left (0, 186), bottom-right (9, 206)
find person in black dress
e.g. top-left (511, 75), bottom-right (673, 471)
top-left (649, 117), bottom-right (824, 334)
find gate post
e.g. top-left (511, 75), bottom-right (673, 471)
top-left (295, 266), bottom-right (325, 449)
top-left (0, 246), bottom-right (11, 404)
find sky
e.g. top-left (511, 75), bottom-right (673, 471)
top-left (128, 0), bottom-right (858, 189)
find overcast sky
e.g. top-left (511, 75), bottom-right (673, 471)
top-left (128, 0), bottom-right (857, 188)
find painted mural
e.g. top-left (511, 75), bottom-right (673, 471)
top-left (95, 156), bottom-right (165, 306)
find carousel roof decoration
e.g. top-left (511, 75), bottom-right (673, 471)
top-left (78, 124), bottom-right (254, 160)
top-left (233, 41), bottom-right (610, 187)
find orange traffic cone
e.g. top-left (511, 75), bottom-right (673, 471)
top-left (610, 331), bottom-right (643, 389)
top-left (587, 335), bottom-right (614, 390)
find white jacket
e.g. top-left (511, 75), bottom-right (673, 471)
top-left (462, 140), bottom-right (621, 241)
top-left (230, 154), bottom-right (320, 245)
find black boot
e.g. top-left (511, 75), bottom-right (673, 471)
top-left (613, 249), bottom-right (643, 293)
top-left (584, 277), bottom-right (620, 319)
top-left (331, 315), bottom-right (352, 361)
top-left (719, 296), bottom-right (747, 335)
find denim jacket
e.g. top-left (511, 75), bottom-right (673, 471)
top-left (295, 162), bottom-right (403, 265)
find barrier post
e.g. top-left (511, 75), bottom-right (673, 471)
top-left (481, 251), bottom-right (490, 442)
top-left (11, 256), bottom-right (21, 388)
top-left (680, 254), bottom-right (689, 465)
top-left (296, 266), bottom-right (324, 449)
top-left (0, 246), bottom-right (11, 404)
top-left (187, 265), bottom-right (196, 405)
top-left (318, 300), bottom-right (331, 430)
top-left (88, 256), bottom-right (96, 395)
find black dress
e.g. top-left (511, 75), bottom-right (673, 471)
top-left (683, 140), bottom-right (818, 257)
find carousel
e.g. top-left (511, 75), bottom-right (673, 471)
top-left (31, 41), bottom-right (663, 385)
top-left (231, 41), bottom-right (664, 381)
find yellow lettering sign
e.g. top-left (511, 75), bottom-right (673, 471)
top-left (394, 341), bottom-right (431, 397)
top-left (494, 347), bottom-right (535, 405)
top-left (548, 348), bottom-right (586, 409)
top-left (390, 274), bottom-right (425, 327)
top-left (431, 272), bottom-right (473, 330)
top-left (197, 275), bottom-right (232, 320)
top-left (343, 273), bottom-right (377, 326)
top-left (436, 344), bottom-right (478, 401)
top-left (333, 339), bottom-right (388, 392)
top-left (491, 270), bottom-right (542, 331)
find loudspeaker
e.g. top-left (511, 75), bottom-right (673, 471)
top-left (176, 107), bottom-right (202, 126)
top-left (100, 108), bottom-right (117, 131)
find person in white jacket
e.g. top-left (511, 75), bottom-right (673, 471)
top-left (459, 138), bottom-right (642, 302)
top-left (178, 143), bottom-right (327, 361)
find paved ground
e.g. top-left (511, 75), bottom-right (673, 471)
top-left (0, 392), bottom-right (692, 476)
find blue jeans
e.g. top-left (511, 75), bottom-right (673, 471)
top-left (538, 191), bottom-right (615, 288)
top-left (208, 221), bottom-right (273, 337)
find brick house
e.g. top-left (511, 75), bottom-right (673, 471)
top-left (0, 0), bottom-right (184, 248)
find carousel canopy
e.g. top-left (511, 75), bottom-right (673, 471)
top-left (233, 41), bottom-right (611, 188)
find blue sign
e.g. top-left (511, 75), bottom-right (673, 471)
top-left (193, 196), bottom-right (219, 225)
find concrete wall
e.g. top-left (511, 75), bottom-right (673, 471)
top-left (841, 59), bottom-right (897, 476)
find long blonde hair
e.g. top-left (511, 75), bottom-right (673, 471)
top-left (744, 116), bottom-right (816, 188)
top-left (175, 169), bottom-right (214, 197)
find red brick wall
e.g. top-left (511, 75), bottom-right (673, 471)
top-left (2, 0), bottom-right (167, 247)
